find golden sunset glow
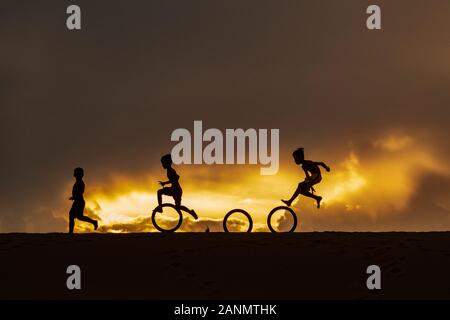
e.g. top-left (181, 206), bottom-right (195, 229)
top-left (3, 0), bottom-right (450, 236)
top-left (68, 133), bottom-right (449, 233)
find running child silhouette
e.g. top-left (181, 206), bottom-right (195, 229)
top-left (154, 154), bottom-right (196, 215)
top-left (282, 148), bottom-right (330, 209)
top-left (68, 167), bottom-right (98, 233)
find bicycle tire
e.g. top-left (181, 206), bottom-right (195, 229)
top-left (151, 203), bottom-right (183, 233)
top-left (267, 206), bottom-right (298, 233)
top-left (223, 209), bottom-right (253, 233)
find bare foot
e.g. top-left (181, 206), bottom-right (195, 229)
top-left (316, 196), bottom-right (322, 209)
top-left (281, 199), bottom-right (291, 207)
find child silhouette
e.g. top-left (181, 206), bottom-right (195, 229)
top-left (68, 167), bottom-right (98, 233)
top-left (155, 154), bottom-right (195, 215)
top-left (282, 148), bottom-right (330, 209)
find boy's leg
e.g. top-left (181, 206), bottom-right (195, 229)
top-left (174, 197), bottom-right (181, 209)
top-left (157, 189), bottom-right (164, 206)
top-left (155, 188), bottom-right (173, 212)
top-left (175, 195), bottom-right (197, 218)
top-left (299, 188), bottom-right (322, 208)
top-left (69, 205), bottom-right (77, 233)
top-left (73, 200), bottom-right (97, 230)
top-left (173, 190), bottom-right (183, 209)
top-left (283, 182), bottom-right (322, 208)
top-left (158, 187), bottom-right (174, 205)
top-left (77, 216), bottom-right (98, 229)
top-left (69, 216), bottom-right (75, 234)
top-left (282, 182), bottom-right (305, 206)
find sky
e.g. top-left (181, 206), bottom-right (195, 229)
top-left (1, 0), bottom-right (450, 232)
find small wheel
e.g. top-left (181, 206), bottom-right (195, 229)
top-left (267, 206), bottom-right (298, 233)
top-left (223, 209), bottom-right (253, 233)
top-left (151, 204), bottom-right (183, 233)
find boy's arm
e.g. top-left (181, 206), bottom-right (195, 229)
top-left (159, 169), bottom-right (178, 186)
top-left (315, 162), bottom-right (331, 172)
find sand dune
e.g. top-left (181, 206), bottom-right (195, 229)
top-left (0, 232), bottom-right (449, 299)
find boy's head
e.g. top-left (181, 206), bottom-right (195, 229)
top-left (292, 148), bottom-right (305, 164)
top-left (161, 154), bottom-right (173, 169)
top-left (73, 167), bottom-right (84, 179)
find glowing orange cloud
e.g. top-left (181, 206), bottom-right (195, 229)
top-left (70, 133), bottom-right (448, 232)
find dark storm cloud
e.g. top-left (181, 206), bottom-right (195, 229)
top-left (1, 0), bottom-right (450, 231)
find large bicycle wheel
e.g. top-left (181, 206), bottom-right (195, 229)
top-left (151, 203), bottom-right (183, 233)
top-left (267, 206), bottom-right (298, 233)
top-left (223, 209), bottom-right (253, 233)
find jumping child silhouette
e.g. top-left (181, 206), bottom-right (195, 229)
top-left (282, 148), bottom-right (330, 209)
top-left (155, 154), bottom-right (195, 215)
top-left (69, 167), bottom-right (98, 233)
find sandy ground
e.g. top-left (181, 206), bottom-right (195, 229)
top-left (0, 232), bottom-right (449, 300)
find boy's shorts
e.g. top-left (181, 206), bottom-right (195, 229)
top-left (69, 200), bottom-right (85, 219)
top-left (161, 187), bottom-right (182, 204)
top-left (301, 174), bottom-right (322, 190)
